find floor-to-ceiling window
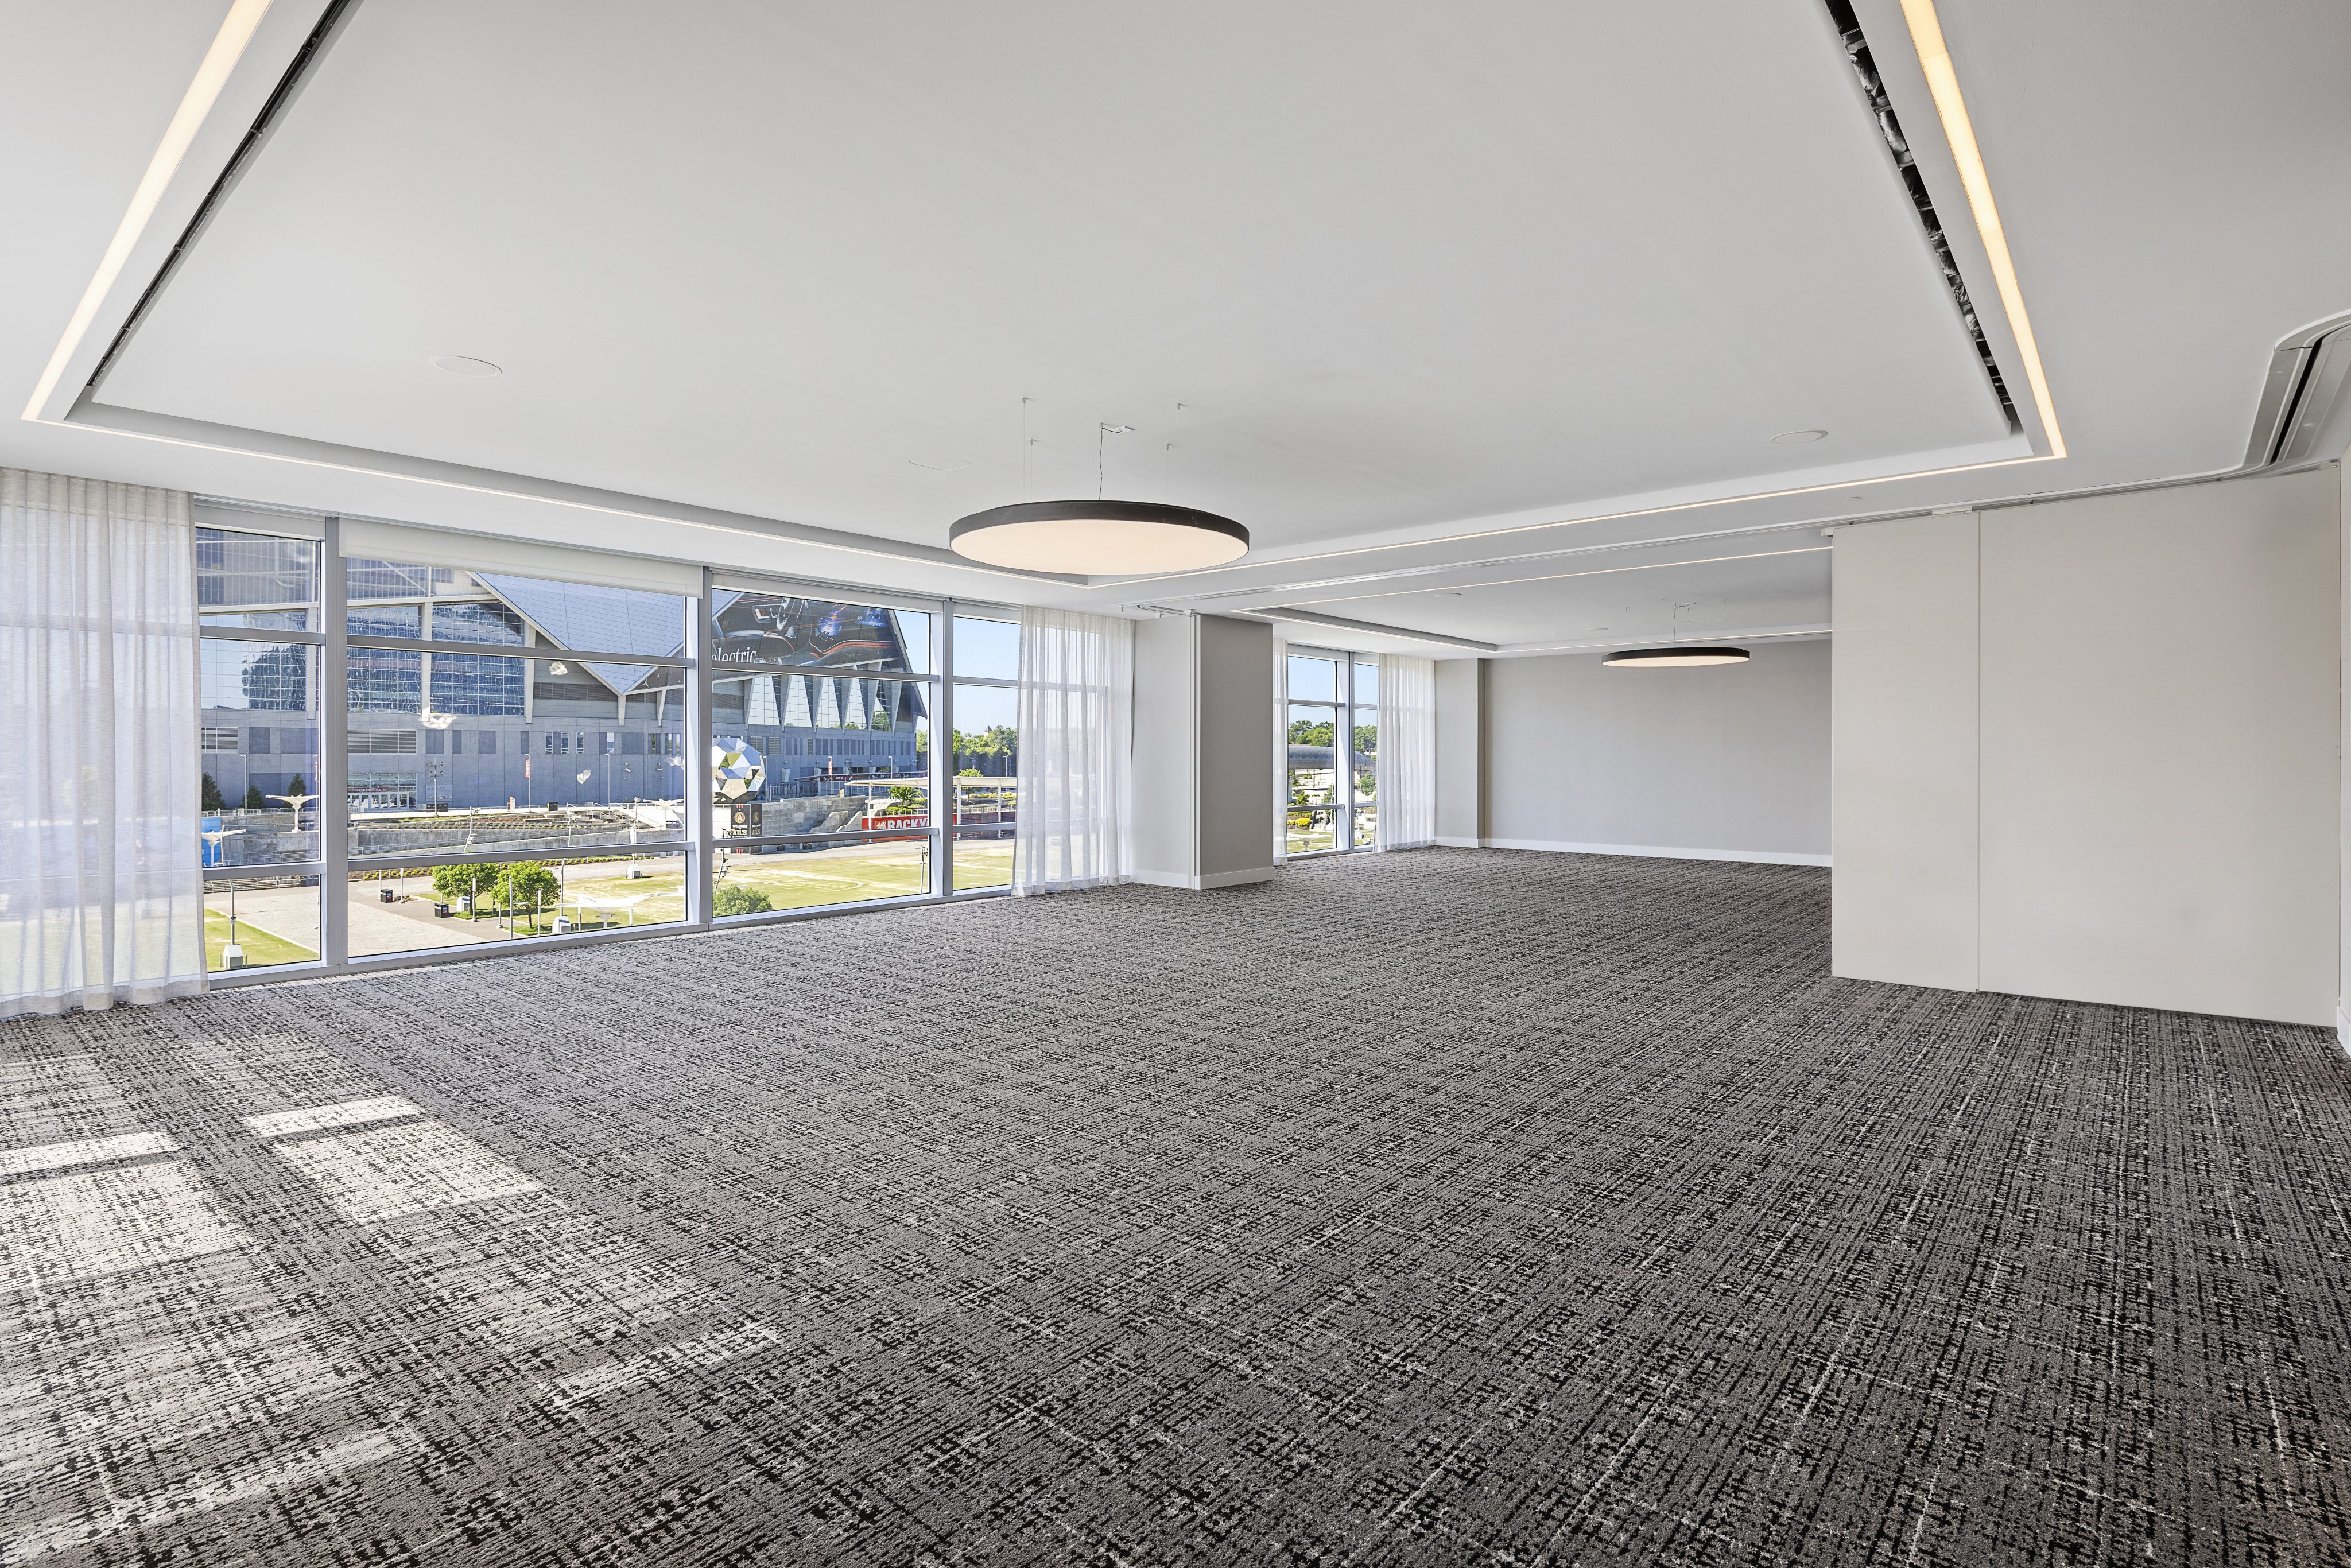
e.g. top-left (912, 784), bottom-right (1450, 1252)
top-left (198, 523), bottom-right (324, 973)
top-left (948, 610), bottom-right (1020, 892)
top-left (1285, 647), bottom-right (1378, 857)
top-left (707, 583), bottom-right (934, 915)
top-left (195, 507), bottom-right (1026, 982)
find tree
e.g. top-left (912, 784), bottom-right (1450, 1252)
top-left (432, 863), bottom-right (500, 907)
top-left (712, 883), bottom-right (773, 917)
top-left (1287, 719), bottom-right (1334, 747)
top-left (496, 861), bottom-right (560, 914)
top-left (286, 773), bottom-right (308, 796)
top-left (201, 772), bottom-right (224, 813)
top-left (886, 784), bottom-right (924, 813)
top-left (243, 782), bottom-right (267, 810)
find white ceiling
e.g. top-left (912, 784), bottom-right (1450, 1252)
top-left (5, 0), bottom-right (2349, 650)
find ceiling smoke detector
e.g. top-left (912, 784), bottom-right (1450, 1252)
top-left (429, 355), bottom-right (502, 377)
top-left (1771, 428), bottom-right (1828, 444)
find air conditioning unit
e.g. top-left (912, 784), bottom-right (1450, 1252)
top-left (2244, 311), bottom-right (2351, 470)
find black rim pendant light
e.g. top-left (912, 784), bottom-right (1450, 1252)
top-left (1603, 599), bottom-right (1749, 667)
top-left (1599, 646), bottom-right (1752, 667)
top-left (950, 416), bottom-right (1250, 575)
top-left (949, 499), bottom-right (1250, 574)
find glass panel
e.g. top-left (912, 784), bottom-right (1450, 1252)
top-left (952, 615), bottom-right (1018, 681)
top-left (713, 837), bottom-right (932, 915)
top-left (344, 558), bottom-right (445, 599)
top-left (432, 601), bottom-right (527, 644)
top-left (199, 642), bottom-right (321, 865)
top-left (350, 558), bottom-right (687, 663)
top-left (347, 646), bottom-right (422, 712)
top-left (201, 610), bottom-right (310, 631)
top-left (1286, 700), bottom-right (1341, 855)
top-left (1350, 705), bottom-right (1378, 839)
top-left (1286, 806), bottom-right (1339, 856)
top-left (953, 835), bottom-right (1014, 891)
top-left (713, 591), bottom-right (933, 673)
top-left (1287, 654), bottom-right (1337, 702)
top-left (346, 853), bottom-right (689, 957)
top-left (713, 667), bottom-right (930, 839)
top-left (345, 658), bottom-right (684, 848)
top-left (431, 652), bottom-right (527, 716)
top-left (197, 528), bottom-right (316, 625)
top-left (205, 873), bottom-right (320, 973)
top-left (347, 603), bottom-right (421, 637)
top-left (1353, 659), bottom-right (1379, 711)
top-left (951, 681), bottom-right (1018, 782)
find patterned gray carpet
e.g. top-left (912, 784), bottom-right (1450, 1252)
top-left (4, 849), bottom-right (2349, 1565)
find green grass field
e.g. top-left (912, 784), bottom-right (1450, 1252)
top-left (369, 841), bottom-right (1019, 941)
top-left (204, 907), bottom-right (319, 972)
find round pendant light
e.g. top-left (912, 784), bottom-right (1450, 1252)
top-left (1601, 646), bottom-right (1751, 668)
top-left (949, 499), bottom-right (1250, 574)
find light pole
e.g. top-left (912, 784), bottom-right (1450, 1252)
top-left (200, 827), bottom-right (246, 967)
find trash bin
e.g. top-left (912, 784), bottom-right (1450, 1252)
top-left (433, 901), bottom-right (452, 918)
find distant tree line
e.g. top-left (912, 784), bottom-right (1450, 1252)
top-left (1287, 719), bottom-right (1377, 754)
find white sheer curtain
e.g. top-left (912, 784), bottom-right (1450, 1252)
top-left (1375, 653), bottom-right (1436, 851)
top-left (2, 468), bottom-right (203, 1018)
top-left (1271, 634), bottom-right (1289, 865)
top-left (1014, 607), bottom-right (1134, 894)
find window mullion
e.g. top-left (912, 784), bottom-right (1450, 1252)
top-left (321, 518), bottom-right (350, 967)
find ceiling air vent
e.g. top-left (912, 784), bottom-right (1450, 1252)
top-left (2243, 312), bottom-right (2351, 470)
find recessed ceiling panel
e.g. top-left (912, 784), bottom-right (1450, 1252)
top-left (101, 0), bottom-right (2009, 553)
top-left (1276, 544), bottom-right (1833, 649)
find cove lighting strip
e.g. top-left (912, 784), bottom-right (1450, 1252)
top-left (1278, 546), bottom-right (1832, 613)
top-left (21, 0), bottom-right (276, 422)
top-left (1899, 0), bottom-right (2064, 458)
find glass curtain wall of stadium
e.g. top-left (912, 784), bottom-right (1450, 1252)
top-left (197, 510), bottom-right (1022, 981)
top-left (1283, 648), bottom-right (1378, 856)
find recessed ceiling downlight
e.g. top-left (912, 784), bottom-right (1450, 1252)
top-left (429, 355), bottom-right (502, 377)
top-left (949, 499), bottom-right (1249, 575)
top-left (1601, 646), bottom-right (1751, 668)
top-left (1771, 428), bottom-right (1828, 444)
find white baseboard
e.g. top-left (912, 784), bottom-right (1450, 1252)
top-left (1482, 838), bottom-right (1832, 868)
top-left (1133, 865), bottom-right (1279, 891)
top-left (1434, 836), bottom-right (1485, 848)
top-left (2338, 1008), bottom-right (2350, 1055)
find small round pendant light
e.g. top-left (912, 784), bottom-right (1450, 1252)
top-left (1603, 598), bottom-right (1749, 667)
top-left (1600, 645), bottom-right (1751, 667)
top-left (950, 499), bottom-right (1250, 573)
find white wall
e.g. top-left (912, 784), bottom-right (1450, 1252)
top-left (1834, 465), bottom-right (2341, 1027)
top-left (1131, 616), bottom-right (1196, 885)
top-left (1131, 613), bottom-right (1275, 890)
top-left (1830, 513), bottom-right (1980, 991)
top-left (1197, 614), bottom-right (1275, 883)
top-left (1434, 657), bottom-right (1487, 847)
top-left (1484, 640), bottom-right (1831, 863)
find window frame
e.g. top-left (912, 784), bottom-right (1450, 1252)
top-left (200, 523), bottom-right (1027, 988)
top-left (1285, 644), bottom-right (1377, 859)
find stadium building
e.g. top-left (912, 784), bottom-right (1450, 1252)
top-left (198, 537), bottom-right (926, 817)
